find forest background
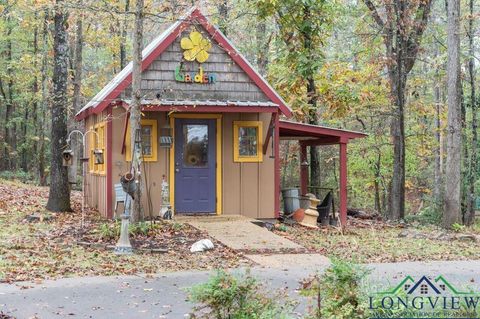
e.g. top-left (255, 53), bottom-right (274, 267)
top-left (0, 0), bottom-right (477, 226)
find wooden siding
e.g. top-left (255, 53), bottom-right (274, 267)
top-left (84, 112), bottom-right (108, 216)
top-left (222, 113), bottom-right (275, 218)
top-left (122, 26), bottom-right (270, 103)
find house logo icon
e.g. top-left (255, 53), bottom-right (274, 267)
top-left (377, 275), bottom-right (471, 296)
top-left (369, 275), bottom-right (480, 319)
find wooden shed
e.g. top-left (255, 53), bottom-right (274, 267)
top-left (75, 7), bottom-right (366, 225)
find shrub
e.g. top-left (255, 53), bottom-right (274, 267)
top-left (98, 222), bottom-right (119, 240)
top-left (404, 205), bottom-right (441, 225)
top-left (301, 259), bottom-right (369, 319)
top-left (187, 270), bottom-right (296, 319)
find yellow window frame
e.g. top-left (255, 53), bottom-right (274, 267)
top-left (125, 119), bottom-right (158, 162)
top-left (90, 122), bottom-right (106, 175)
top-left (233, 121), bottom-right (263, 162)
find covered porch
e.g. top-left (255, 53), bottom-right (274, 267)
top-left (277, 120), bottom-right (367, 226)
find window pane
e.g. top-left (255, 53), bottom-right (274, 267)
top-left (141, 125), bottom-right (152, 156)
top-left (183, 124), bottom-right (208, 167)
top-left (238, 126), bottom-right (257, 156)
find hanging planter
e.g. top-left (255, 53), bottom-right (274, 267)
top-left (93, 149), bottom-right (104, 164)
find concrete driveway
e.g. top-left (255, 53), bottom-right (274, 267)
top-left (2, 260), bottom-right (480, 319)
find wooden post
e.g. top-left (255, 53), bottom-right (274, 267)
top-left (106, 106), bottom-right (113, 219)
top-left (300, 142), bottom-right (308, 195)
top-left (274, 112), bottom-right (280, 218)
top-left (339, 140), bottom-right (348, 227)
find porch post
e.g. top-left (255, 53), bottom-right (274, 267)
top-left (274, 112), bottom-right (280, 218)
top-left (106, 106), bottom-right (113, 219)
top-left (339, 139), bottom-right (348, 227)
top-left (300, 142), bottom-right (308, 195)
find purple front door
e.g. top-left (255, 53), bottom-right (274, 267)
top-left (174, 118), bottom-right (216, 213)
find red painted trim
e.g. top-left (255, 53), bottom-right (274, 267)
top-left (142, 105), bottom-right (277, 113)
top-left (263, 114), bottom-right (275, 155)
top-left (296, 137), bottom-right (341, 146)
top-left (192, 10), bottom-right (292, 118)
top-left (339, 142), bottom-right (348, 228)
top-left (300, 142), bottom-right (308, 195)
top-left (106, 107), bottom-right (113, 219)
top-left (76, 8), bottom-right (293, 120)
top-left (279, 120), bottom-right (367, 139)
top-left (274, 111), bottom-right (280, 218)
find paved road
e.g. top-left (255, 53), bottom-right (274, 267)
top-left (1, 260), bottom-right (480, 319)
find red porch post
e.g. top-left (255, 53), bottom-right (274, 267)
top-left (274, 112), bottom-right (280, 218)
top-left (339, 139), bottom-right (348, 227)
top-left (300, 142), bottom-right (308, 195)
top-left (106, 107), bottom-right (113, 219)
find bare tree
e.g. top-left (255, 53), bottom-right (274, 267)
top-left (464, 0), bottom-right (477, 225)
top-left (443, 0), bottom-right (462, 227)
top-left (129, 0), bottom-right (145, 222)
top-left (46, 0), bottom-right (72, 212)
top-left (362, 0), bottom-right (433, 220)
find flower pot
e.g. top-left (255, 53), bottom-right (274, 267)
top-left (292, 208), bottom-right (305, 222)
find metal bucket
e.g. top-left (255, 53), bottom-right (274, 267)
top-left (282, 188), bottom-right (300, 214)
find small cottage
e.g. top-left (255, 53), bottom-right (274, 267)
top-left (75, 7), bottom-right (366, 225)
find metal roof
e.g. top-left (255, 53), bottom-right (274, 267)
top-left (122, 99), bottom-right (279, 107)
top-left (279, 120), bottom-right (368, 140)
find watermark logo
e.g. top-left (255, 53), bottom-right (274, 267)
top-left (369, 275), bottom-right (480, 319)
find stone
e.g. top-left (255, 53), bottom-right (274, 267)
top-left (455, 234), bottom-right (477, 242)
top-left (190, 239), bottom-right (214, 253)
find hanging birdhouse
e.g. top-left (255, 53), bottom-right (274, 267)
top-left (93, 149), bottom-right (104, 164)
top-left (62, 150), bottom-right (74, 166)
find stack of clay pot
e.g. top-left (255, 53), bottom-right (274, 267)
top-left (299, 194), bottom-right (319, 229)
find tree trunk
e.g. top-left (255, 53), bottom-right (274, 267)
top-left (255, 14), bottom-right (268, 76)
top-left (444, 0), bottom-right (462, 227)
top-left (217, 0), bottom-right (228, 35)
top-left (129, 0), bottom-right (144, 223)
top-left (38, 9), bottom-right (49, 186)
top-left (72, 0), bottom-right (83, 116)
top-left (465, 0), bottom-right (477, 225)
top-left (388, 70), bottom-right (406, 220)
top-left (120, 0), bottom-right (130, 70)
top-left (46, 0), bottom-right (72, 212)
top-left (433, 44), bottom-right (442, 208)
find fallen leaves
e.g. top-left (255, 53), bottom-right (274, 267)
top-left (0, 179), bottom-right (251, 283)
top-left (274, 218), bottom-right (480, 263)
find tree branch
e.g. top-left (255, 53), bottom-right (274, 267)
top-left (362, 0), bottom-right (385, 29)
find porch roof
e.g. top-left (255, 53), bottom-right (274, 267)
top-left (278, 120), bottom-right (367, 143)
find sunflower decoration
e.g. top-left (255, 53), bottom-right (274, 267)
top-left (180, 31), bottom-right (212, 63)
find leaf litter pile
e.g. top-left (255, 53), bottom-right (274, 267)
top-left (0, 180), bottom-right (251, 283)
top-left (274, 218), bottom-right (480, 263)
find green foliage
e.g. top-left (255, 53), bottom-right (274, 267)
top-left (172, 222), bottom-right (185, 231)
top-left (187, 270), bottom-right (295, 319)
top-left (98, 222), bottom-right (120, 240)
top-left (404, 205), bottom-right (442, 225)
top-left (301, 259), bottom-right (369, 319)
top-left (128, 221), bottom-right (152, 236)
top-left (0, 170), bottom-right (35, 183)
top-left (451, 223), bottom-right (465, 233)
